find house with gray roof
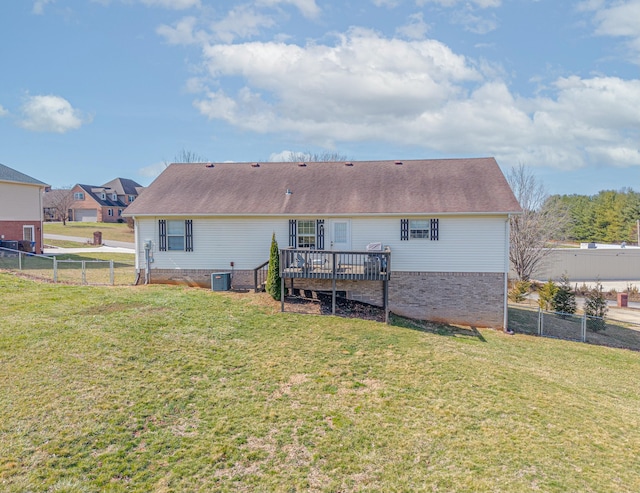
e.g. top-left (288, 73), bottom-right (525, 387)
top-left (124, 158), bottom-right (521, 329)
top-left (0, 162), bottom-right (49, 253)
top-left (67, 178), bottom-right (143, 222)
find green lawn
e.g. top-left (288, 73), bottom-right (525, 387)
top-left (1, 273), bottom-right (640, 492)
top-left (44, 222), bottom-right (135, 243)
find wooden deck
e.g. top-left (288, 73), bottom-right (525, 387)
top-left (280, 249), bottom-right (390, 281)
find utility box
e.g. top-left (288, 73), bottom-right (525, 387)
top-left (617, 292), bottom-right (628, 307)
top-left (93, 231), bottom-right (102, 245)
top-left (211, 272), bottom-right (231, 291)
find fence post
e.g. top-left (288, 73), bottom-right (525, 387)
top-left (82, 261), bottom-right (86, 284)
top-left (109, 260), bottom-right (114, 285)
top-left (19, 252), bottom-right (22, 271)
top-left (53, 257), bottom-right (58, 282)
top-left (582, 313), bottom-right (587, 342)
top-left (538, 307), bottom-right (542, 336)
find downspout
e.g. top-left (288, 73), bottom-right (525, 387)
top-left (504, 214), bottom-right (511, 333)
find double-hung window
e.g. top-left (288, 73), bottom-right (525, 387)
top-left (409, 220), bottom-right (429, 239)
top-left (159, 219), bottom-right (194, 252)
top-left (288, 219), bottom-right (325, 249)
top-left (297, 220), bottom-right (316, 248)
top-left (74, 192), bottom-right (84, 200)
top-left (401, 218), bottom-right (439, 241)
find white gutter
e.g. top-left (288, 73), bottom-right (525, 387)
top-left (504, 214), bottom-right (511, 332)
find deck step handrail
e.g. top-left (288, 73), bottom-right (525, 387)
top-left (253, 260), bottom-right (270, 292)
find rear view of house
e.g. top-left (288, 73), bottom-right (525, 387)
top-left (124, 158), bottom-right (521, 329)
top-left (0, 162), bottom-right (48, 253)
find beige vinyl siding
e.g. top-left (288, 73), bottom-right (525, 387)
top-left (135, 214), bottom-right (509, 273)
top-left (348, 215), bottom-right (508, 273)
top-left (135, 217), bottom-right (288, 270)
top-left (0, 182), bottom-right (43, 220)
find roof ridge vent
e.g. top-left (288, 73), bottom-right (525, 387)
top-left (297, 162), bottom-right (307, 167)
top-left (394, 161), bottom-right (403, 165)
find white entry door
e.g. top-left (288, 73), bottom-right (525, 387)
top-left (330, 220), bottom-right (351, 251)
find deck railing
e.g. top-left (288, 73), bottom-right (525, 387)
top-left (280, 248), bottom-right (390, 281)
top-left (253, 260), bottom-right (269, 292)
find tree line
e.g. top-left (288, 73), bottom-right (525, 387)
top-left (546, 188), bottom-right (640, 244)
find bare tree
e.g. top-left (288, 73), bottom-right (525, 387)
top-left (508, 164), bottom-right (569, 281)
top-left (165, 148), bottom-right (208, 167)
top-left (282, 151), bottom-right (349, 162)
top-left (43, 187), bottom-right (74, 225)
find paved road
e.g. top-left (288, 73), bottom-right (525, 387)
top-left (44, 233), bottom-right (135, 251)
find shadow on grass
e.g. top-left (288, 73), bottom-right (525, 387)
top-left (389, 313), bottom-right (487, 342)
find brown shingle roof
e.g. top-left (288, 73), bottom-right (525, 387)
top-left (124, 158), bottom-right (522, 216)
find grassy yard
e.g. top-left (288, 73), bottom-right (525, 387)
top-left (44, 222), bottom-right (134, 243)
top-left (1, 273), bottom-right (640, 492)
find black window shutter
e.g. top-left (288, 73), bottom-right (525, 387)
top-left (159, 219), bottom-right (167, 251)
top-left (400, 219), bottom-right (409, 241)
top-left (316, 219), bottom-right (325, 250)
top-left (185, 219), bottom-right (193, 251)
top-left (430, 219), bottom-right (439, 241)
top-left (289, 219), bottom-right (297, 247)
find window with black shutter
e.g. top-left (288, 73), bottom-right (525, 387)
top-left (430, 218), bottom-right (439, 241)
top-left (159, 219), bottom-right (193, 251)
top-left (185, 219), bottom-right (193, 251)
top-left (159, 219), bottom-right (167, 251)
top-left (400, 219), bottom-right (409, 241)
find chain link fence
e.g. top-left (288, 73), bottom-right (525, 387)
top-left (0, 247), bottom-right (136, 286)
top-left (508, 303), bottom-right (640, 351)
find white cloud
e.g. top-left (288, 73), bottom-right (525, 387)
top-left (451, 9), bottom-right (498, 34)
top-left (19, 95), bottom-right (90, 133)
top-left (591, 0), bottom-right (640, 37)
top-left (255, 0), bottom-right (320, 19)
top-left (582, 0), bottom-right (640, 63)
top-left (138, 161), bottom-right (168, 179)
top-left (268, 150), bottom-right (305, 161)
top-left (372, 0), bottom-right (400, 6)
top-left (179, 20), bottom-right (640, 171)
top-left (91, 0), bottom-right (200, 9)
top-left (211, 6), bottom-right (277, 43)
top-left (32, 0), bottom-right (54, 15)
top-left (0, 105), bottom-right (8, 117)
top-left (416, 0), bottom-right (501, 8)
top-left (157, 16), bottom-right (201, 45)
top-left (139, 0), bottom-right (200, 9)
top-left (396, 12), bottom-right (430, 39)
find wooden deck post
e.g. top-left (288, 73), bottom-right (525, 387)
top-left (280, 277), bottom-right (284, 312)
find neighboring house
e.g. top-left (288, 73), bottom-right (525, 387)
top-left (123, 158), bottom-right (522, 329)
top-left (68, 178), bottom-right (143, 223)
top-left (43, 188), bottom-right (73, 222)
top-left (0, 162), bottom-right (49, 253)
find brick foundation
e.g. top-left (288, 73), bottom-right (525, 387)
top-left (388, 272), bottom-right (505, 329)
top-left (145, 268), bottom-right (256, 289)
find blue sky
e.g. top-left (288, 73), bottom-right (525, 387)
top-left (1, 0), bottom-right (639, 196)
